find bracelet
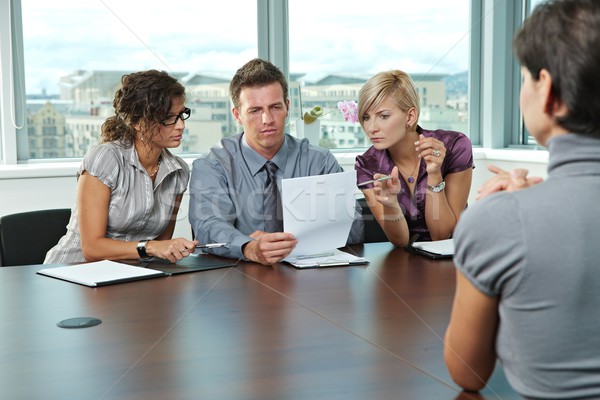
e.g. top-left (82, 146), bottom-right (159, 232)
top-left (384, 215), bottom-right (404, 222)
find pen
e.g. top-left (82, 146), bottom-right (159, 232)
top-left (357, 175), bottom-right (392, 187)
top-left (295, 251), bottom-right (335, 260)
top-left (195, 243), bottom-right (228, 249)
top-left (318, 261), bottom-right (368, 267)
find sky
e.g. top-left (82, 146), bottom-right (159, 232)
top-left (21, 0), bottom-right (471, 95)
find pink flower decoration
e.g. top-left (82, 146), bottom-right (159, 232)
top-left (337, 100), bottom-right (358, 124)
top-left (303, 100), bottom-right (358, 124)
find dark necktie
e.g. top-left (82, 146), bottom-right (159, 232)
top-left (263, 161), bottom-right (283, 233)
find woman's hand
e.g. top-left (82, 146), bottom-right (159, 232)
top-left (373, 166), bottom-right (402, 208)
top-left (146, 238), bottom-right (199, 263)
top-left (415, 134), bottom-right (446, 175)
top-left (476, 164), bottom-right (543, 200)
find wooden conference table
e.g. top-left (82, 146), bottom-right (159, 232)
top-left (0, 243), bottom-right (517, 400)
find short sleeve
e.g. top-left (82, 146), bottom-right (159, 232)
top-left (453, 192), bottom-right (526, 297)
top-left (173, 156), bottom-right (190, 194)
top-left (355, 154), bottom-right (374, 188)
top-left (78, 144), bottom-right (122, 190)
top-left (443, 133), bottom-right (473, 175)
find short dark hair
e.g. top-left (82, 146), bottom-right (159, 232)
top-left (229, 58), bottom-right (288, 110)
top-left (101, 70), bottom-right (185, 145)
top-left (513, 0), bottom-right (600, 136)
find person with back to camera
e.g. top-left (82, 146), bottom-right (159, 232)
top-left (188, 58), bottom-right (364, 266)
top-left (355, 70), bottom-right (473, 247)
top-left (44, 70), bottom-right (198, 264)
top-left (444, 0), bottom-right (600, 397)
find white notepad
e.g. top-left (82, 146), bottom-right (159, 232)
top-left (37, 260), bottom-right (167, 287)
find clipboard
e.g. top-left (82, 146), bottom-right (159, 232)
top-left (142, 253), bottom-right (236, 274)
top-left (284, 249), bottom-right (369, 269)
top-left (38, 254), bottom-right (237, 287)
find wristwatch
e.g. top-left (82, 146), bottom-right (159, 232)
top-left (427, 180), bottom-right (446, 193)
top-left (136, 240), bottom-right (150, 259)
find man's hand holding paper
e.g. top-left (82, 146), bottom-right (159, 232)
top-left (282, 171), bottom-right (357, 257)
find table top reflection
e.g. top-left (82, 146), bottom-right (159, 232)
top-left (0, 243), bottom-right (517, 400)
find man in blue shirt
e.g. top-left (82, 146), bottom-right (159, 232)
top-left (189, 58), bottom-right (363, 265)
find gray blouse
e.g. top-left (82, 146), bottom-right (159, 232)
top-left (44, 141), bottom-right (189, 264)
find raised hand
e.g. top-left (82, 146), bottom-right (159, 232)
top-left (476, 164), bottom-right (543, 200)
top-left (415, 134), bottom-right (446, 175)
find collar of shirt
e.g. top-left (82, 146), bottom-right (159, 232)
top-left (240, 133), bottom-right (290, 176)
top-left (124, 144), bottom-right (184, 180)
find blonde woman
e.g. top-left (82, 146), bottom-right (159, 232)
top-left (355, 70), bottom-right (473, 246)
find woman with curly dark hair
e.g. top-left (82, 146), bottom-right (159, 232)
top-left (45, 70), bottom-right (197, 264)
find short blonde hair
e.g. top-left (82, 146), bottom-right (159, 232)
top-left (358, 70), bottom-right (420, 127)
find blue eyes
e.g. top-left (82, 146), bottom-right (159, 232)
top-left (363, 114), bottom-right (390, 121)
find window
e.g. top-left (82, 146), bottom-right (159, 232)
top-left (521, 0), bottom-right (547, 147)
top-left (17, 0), bottom-right (257, 160)
top-left (288, 0), bottom-right (471, 150)
top-left (0, 0), bottom-right (544, 166)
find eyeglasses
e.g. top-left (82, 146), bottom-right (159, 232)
top-left (160, 107), bottom-right (191, 126)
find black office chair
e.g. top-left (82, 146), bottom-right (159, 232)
top-left (357, 198), bottom-right (388, 243)
top-left (0, 209), bottom-right (71, 266)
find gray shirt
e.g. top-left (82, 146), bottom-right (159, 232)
top-left (44, 142), bottom-right (189, 264)
top-left (189, 133), bottom-right (364, 259)
top-left (453, 134), bottom-right (600, 399)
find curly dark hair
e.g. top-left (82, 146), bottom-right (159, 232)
top-left (101, 70), bottom-right (186, 148)
top-left (229, 58), bottom-right (288, 110)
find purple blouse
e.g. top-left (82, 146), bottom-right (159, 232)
top-left (355, 125), bottom-right (473, 241)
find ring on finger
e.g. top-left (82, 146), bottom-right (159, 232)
top-left (432, 149), bottom-right (441, 157)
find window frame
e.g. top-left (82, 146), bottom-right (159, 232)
top-left (0, 0), bottom-right (26, 164)
top-left (475, 0), bottom-right (525, 149)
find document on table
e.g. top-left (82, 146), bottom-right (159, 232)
top-left (284, 249), bottom-right (368, 269)
top-left (37, 260), bottom-right (167, 287)
top-left (282, 171), bottom-right (356, 257)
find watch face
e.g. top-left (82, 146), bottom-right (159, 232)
top-left (137, 240), bottom-right (149, 258)
top-left (428, 181), bottom-right (446, 193)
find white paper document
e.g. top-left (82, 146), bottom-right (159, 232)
top-left (282, 171), bottom-right (356, 257)
top-left (37, 260), bottom-right (167, 287)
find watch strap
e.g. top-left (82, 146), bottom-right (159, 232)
top-left (136, 240), bottom-right (150, 259)
top-left (426, 180), bottom-right (446, 193)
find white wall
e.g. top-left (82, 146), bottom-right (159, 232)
top-left (0, 148), bottom-right (549, 240)
top-left (468, 148), bottom-right (549, 204)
